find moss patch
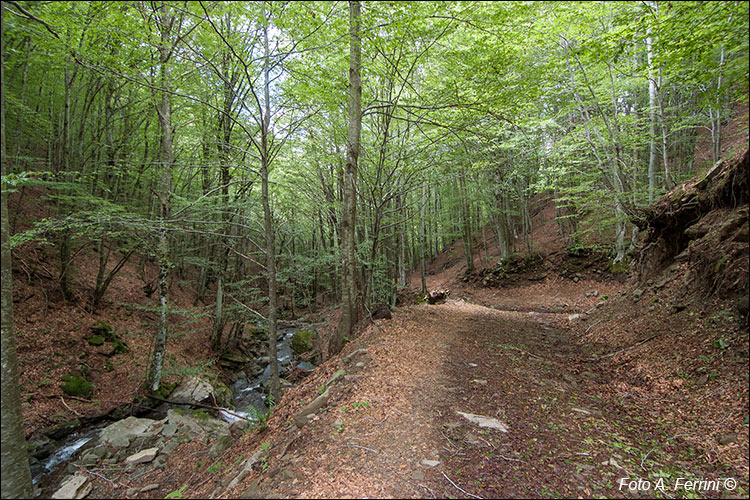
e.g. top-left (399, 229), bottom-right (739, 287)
top-left (291, 330), bottom-right (314, 355)
top-left (86, 335), bottom-right (105, 346)
top-left (153, 381), bottom-right (177, 400)
top-left (60, 373), bottom-right (94, 399)
top-left (609, 260), bottom-right (629, 273)
top-left (90, 321), bottom-right (114, 340)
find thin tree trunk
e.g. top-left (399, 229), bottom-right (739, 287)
top-left (260, 11), bottom-right (280, 401)
top-left (459, 172), bottom-right (474, 272)
top-left (420, 181), bottom-right (427, 294)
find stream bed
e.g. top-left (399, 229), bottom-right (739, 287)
top-left (31, 323), bottom-right (316, 495)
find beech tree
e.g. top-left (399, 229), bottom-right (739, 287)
top-left (1, 4), bottom-right (33, 497)
top-left (329, 0), bottom-right (362, 356)
top-left (2, 1), bottom-right (746, 396)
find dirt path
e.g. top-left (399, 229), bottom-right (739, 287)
top-left (239, 294), bottom-right (740, 499)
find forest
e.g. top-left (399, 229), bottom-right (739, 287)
top-left (1, 1), bottom-right (748, 499)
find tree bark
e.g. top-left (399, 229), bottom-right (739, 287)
top-left (420, 181), bottom-right (427, 294)
top-left (1, 3), bottom-right (34, 493)
top-left (260, 10), bottom-right (280, 402)
top-left (330, 0), bottom-right (361, 357)
top-left (148, 2), bottom-right (175, 393)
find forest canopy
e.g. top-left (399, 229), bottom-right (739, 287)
top-left (2, 0), bottom-right (748, 328)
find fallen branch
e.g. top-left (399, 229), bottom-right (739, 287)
top-left (584, 335), bottom-right (657, 362)
top-left (346, 443), bottom-right (378, 454)
top-left (641, 448), bottom-right (656, 471)
top-left (418, 483), bottom-right (437, 498)
top-left (441, 471), bottom-right (483, 499)
top-left (145, 394), bottom-right (254, 423)
top-left (584, 318), bottom-right (604, 334)
top-left (497, 454), bottom-right (526, 463)
top-left (496, 344), bottom-right (541, 359)
top-left (61, 397), bottom-right (81, 416)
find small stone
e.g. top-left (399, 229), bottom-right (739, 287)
top-left (421, 459), bottom-right (440, 467)
top-left (568, 314), bottom-right (581, 322)
top-left (718, 433), bottom-right (738, 445)
top-left (81, 453), bottom-right (99, 466)
top-left (592, 290), bottom-right (599, 297)
top-left (141, 483), bottom-right (160, 492)
top-left (126, 488), bottom-right (138, 496)
top-left (124, 447), bottom-right (158, 465)
top-left (455, 411), bottom-right (509, 432)
top-left (468, 363), bottom-right (478, 367)
top-left (471, 379), bottom-right (487, 385)
top-left (411, 470), bottom-right (425, 480)
top-left (580, 371), bottom-right (598, 380)
top-left (355, 362), bottom-right (365, 368)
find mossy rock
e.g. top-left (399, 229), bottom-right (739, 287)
top-left (90, 321), bottom-right (114, 340)
top-left (60, 373), bottom-right (94, 399)
top-left (44, 418), bottom-right (82, 440)
top-left (212, 381), bottom-right (233, 407)
top-left (109, 338), bottom-right (128, 355)
top-left (609, 260), bottom-right (629, 273)
top-left (209, 434), bottom-right (232, 459)
top-left (191, 409), bottom-right (210, 422)
top-left (291, 330), bottom-right (314, 355)
top-left (246, 326), bottom-right (267, 340)
top-left (86, 335), bottom-right (105, 346)
top-left (153, 381), bottom-right (177, 400)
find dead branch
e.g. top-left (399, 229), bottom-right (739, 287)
top-left (441, 471), bottom-right (483, 499)
top-left (584, 335), bottom-right (657, 362)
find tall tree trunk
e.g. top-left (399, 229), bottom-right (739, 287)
top-left (2, 5), bottom-right (33, 493)
top-left (260, 12), bottom-right (280, 402)
top-left (420, 181), bottom-right (427, 294)
top-left (148, 3), bottom-right (175, 393)
top-left (330, 0), bottom-right (361, 357)
top-left (712, 43), bottom-right (726, 163)
top-left (459, 171), bottom-right (474, 272)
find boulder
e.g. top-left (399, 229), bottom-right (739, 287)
top-left (370, 304), bottom-right (392, 320)
top-left (219, 350), bottom-right (251, 370)
top-left (170, 376), bottom-right (215, 405)
top-left (124, 447), bottom-right (158, 465)
top-left (60, 373), bottom-right (94, 399)
top-left (98, 416), bottom-right (159, 447)
top-left (51, 474), bottom-right (91, 499)
top-left (209, 434), bottom-right (232, 458)
top-left (291, 330), bottom-right (314, 355)
top-left (294, 388), bottom-right (330, 428)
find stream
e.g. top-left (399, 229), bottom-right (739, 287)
top-left (32, 324), bottom-right (316, 492)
